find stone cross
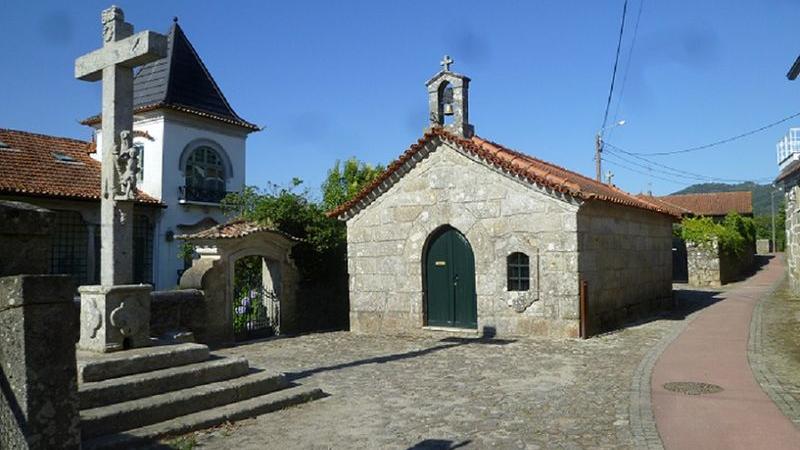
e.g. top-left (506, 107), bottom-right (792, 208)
top-left (75, 6), bottom-right (166, 286)
top-left (440, 55), bottom-right (454, 72)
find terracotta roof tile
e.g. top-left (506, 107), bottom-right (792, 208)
top-left (0, 128), bottom-right (161, 205)
top-left (328, 128), bottom-right (679, 219)
top-left (653, 192), bottom-right (753, 217)
top-left (177, 219), bottom-right (301, 241)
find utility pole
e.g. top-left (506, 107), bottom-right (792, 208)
top-left (771, 185), bottom-right (778, 253)
top-left (771, 188), bottom-right (775, 252)
top-left (595, 133), bottom-right (603, 182)
top-left (595, 120), bottom-right (624, 182)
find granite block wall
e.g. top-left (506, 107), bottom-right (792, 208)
top-left (0, 275), bottom-right (80, 450)
top-left (347, 142), bottom-right (581, 337)
top-left (785, 186), bottom-right (800, 291)
top-left (577, 202), bottom-right (674, 334)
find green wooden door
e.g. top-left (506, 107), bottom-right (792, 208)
top-left (425, 228), bottom-right (477, 328)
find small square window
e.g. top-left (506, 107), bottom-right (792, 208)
top-left (507, 252), bottom-right (530, 292)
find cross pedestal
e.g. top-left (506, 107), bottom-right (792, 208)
top-left (78, 284), bottom-right (152, 352)
top-left (75, 6), bottom-right (166, 352)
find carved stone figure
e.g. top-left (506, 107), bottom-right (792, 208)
top-left (114, 130), bottom-right (139, 200)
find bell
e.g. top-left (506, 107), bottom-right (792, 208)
top-left (443, 102), bottom-right (454, 116)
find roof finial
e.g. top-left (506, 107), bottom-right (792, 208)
top-left (173, 16), bottom-right (179, 23)
top-left (440, 55), bottom-right (454, 72)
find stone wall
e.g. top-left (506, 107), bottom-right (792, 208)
top-left (0, 201), bottom-right (53, 276)
top-left (150, 289), bottom-right (204, 338)
top-left (785, 186), bottom-right (800, 291)
top-left (576, 201), bottom-right (674, 334)
top-left (686, 239), bottom-right (755, 287)
top-left (687, 240), bottom-right (722, 287)
top-left (0, 275), bottom-right (80, 450)
top-left (756, 239), bottom-right (772, 255)
top-left (347, 142), bottom-right (581, 337)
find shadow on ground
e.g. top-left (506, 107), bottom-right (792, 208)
top-left (285, 327), bottom-right (515, 383)
top-left (407, 439), bottom-right (472, 449)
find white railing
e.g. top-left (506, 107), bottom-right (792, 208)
top-left (777, 128), bottom-right (800, 169)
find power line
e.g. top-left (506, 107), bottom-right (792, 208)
top-left (607, 110), bottom-right (800, 156)
top-left (602, 157), bottom-right (692, 187)
top-left (604, 145), bottom-right (774, 184)
top-left (602, 152), bottom-right (707, 184)
top-left (605, 145), bottom-right (751, 183)
top-left (608, 0), bottom-right (644, 139)
top-left (600, 0), bottom-right (629, 135)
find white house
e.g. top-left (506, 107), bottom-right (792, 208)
top-left (0, 20), bottom-right (258, 290)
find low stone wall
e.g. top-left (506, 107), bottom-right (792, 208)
top-left (784, 185), bottom-right (800, 291)
top-left (0, 275), bottom-right (80, 449)
top-left (756, 239), bottom-right (772, 255)
top-left (0, 201), bottom-right (53, 277)
top-left (150, 289), bottom-right (205, 338)
top-left (687, 240), bottom-right (755, 287)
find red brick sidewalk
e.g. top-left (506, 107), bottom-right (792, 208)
top-left (652, 256), bottom-right (800, 449)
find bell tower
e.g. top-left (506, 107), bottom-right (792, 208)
top-left (426, 55), bottom-right (474, 138)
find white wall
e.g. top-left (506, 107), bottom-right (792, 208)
top-left (94, 110), bottom-right (250, 289)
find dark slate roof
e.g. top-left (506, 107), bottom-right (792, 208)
top-left (83, 23), bottom-right (259, 131)
top-left (789, 55), bottom-right (800, 80)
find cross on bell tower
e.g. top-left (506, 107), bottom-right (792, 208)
top-left (440, 55), bottom-right (454, 72)
top-left (426, 55), bottom-right (474, 138)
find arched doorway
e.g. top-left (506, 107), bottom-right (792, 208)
top-left (424, 226), bottom-right (477, 328)
top-left (232, 254), bottom-right (281, 341)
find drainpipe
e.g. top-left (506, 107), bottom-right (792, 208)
top-left (580, 280), bottom-right (589, 339)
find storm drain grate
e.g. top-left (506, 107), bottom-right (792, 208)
top-left (663, 381), bottom-right (724, 395)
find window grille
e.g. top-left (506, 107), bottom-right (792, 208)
top-left (134, 143), bottom-right (144, 185)
top-left (50, 211), bottom-right (89, 285)
top-left (507, 252), bottom-right (530, 291)
top-left (133, 214), bottom-right (154, 284)
top-left (184, 146), bottom-right (226, 202)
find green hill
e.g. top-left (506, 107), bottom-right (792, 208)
top-left (670, 182), bottom-right (782, 217)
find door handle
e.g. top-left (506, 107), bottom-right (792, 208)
top-left (453, 274), bottom-right (459, 286)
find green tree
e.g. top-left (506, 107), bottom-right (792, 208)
top-left (220, 158), bottom-right (384, 283)
top-left (321, 157), bottom-right (384, 211)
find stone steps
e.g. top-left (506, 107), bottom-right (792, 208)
top-left (80, 369), bottom-right (289, 439)
top-left (79, 356), bottom-right (251, 409)
top-left (78, 342), bottom-right (324, 447)
top-left (77, 342), bottom-right (210, 383)
top-left (81, 384), bottom-right (326, 450)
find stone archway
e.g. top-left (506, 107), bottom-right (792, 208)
top-left (178, 221), bottom-right (300, 345)
top-left (229, 250), bottom-right (284, 340)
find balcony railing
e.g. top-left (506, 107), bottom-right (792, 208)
top-left (179, 186), bottom-right (230, 204)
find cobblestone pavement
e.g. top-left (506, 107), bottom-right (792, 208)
top-left (750, 277), bottom-right (800, 427)
top-left (181, 308), bottom-right (708, 450)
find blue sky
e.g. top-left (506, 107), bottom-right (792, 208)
top-left (2, 0), bottom-right (800, 197)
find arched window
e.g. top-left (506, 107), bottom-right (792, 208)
top-left (184, 146), bottom-right (226, 202)
top-left (507, 252), bottom-right (530, 291)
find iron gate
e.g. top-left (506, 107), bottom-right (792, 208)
top-left (233, 287), bottom-right (279, 341)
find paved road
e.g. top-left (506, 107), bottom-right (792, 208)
top-left (652, 256), bottom-right (800, 450)
top-left (188, 321), bottom-right (678, 449)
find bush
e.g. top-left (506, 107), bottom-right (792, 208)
top-left (681, 212), bottom-right (755, 256)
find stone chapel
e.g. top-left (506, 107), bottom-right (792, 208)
top-left (329, 58), bottom-right (678, 337)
